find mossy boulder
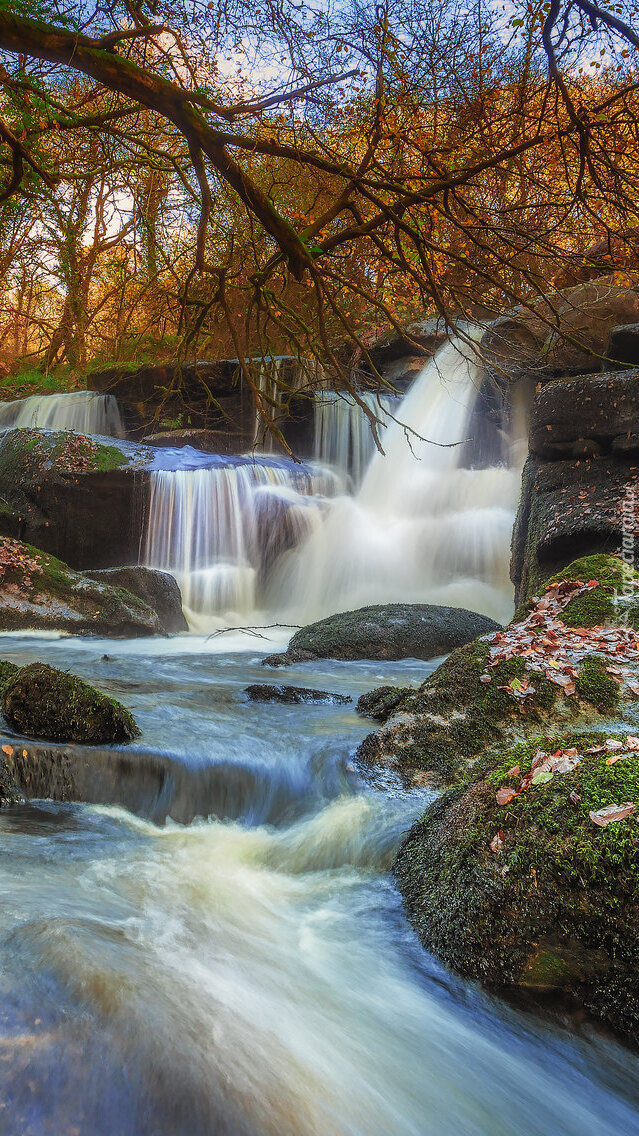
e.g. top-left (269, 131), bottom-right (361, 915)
top-left (262, 603), bottom-right (501, 666)
top-left (0, 427), bottom-right (151, 568)
top-left (396, 729), bottom-right (639, 1045)
top-left (2, 662), bottom-right (140, 744)
top-left (356, 555), bottom-right (639, 787)
top-left (0, 536), bottom-right (163, 636)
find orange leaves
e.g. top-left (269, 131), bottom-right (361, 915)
top-left (589, 803), bottom-right (636, 827)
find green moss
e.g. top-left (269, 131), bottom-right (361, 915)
top-left (544, 554), bottom-right (639, 628)
top-left (396, 727), bottom-right (639, 1041)
top-left (2, 662), bottom-right (140, 744)
top-left (576, 656), bottom-right (620, 713)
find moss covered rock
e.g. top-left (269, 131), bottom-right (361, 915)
top-left (262, 603), bottom-right (501, 666)
top-left (2, 662), bottom-right (140, 744)
top-left (356, 555), bottom-right (639, 787)
top-left (396, 729), bottom-right (639, 1044)
top-left (0, 536), bottom-right (162, 636)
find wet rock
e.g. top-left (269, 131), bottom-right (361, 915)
top-left (529, 371), bottom-right (639, 459)
top-left (85, 566), bottom-right (188, 634)
top-left (357, 556), bottom-right (639, 788)
top-left (0, 536), bottom-right (162, 636)
top-left (262, 604), bottom-right (501, 666)
top-left (244, 683), bottom-right (351, 705)
top-left (394, 727), bottom-right (639, 1047)
top-left (356, 686), bottom-right (412, 721)
top-left (0, 427), bottom-right (151, 568)
top-left (2, 662), bottom-right (141, 744)
top-left (142, 427), bottom-right (253, 455)
top-left (608, 322), bottom-right (639, 367)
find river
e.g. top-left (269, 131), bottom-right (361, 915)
top-left (0, 633), bottom-right (637, 1135)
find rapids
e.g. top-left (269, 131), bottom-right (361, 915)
top-left (0, 634), bottom-right (638, 1135)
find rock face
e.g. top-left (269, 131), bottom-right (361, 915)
top-left (2, 662), bottom-right (140, 744)
top-left (244, 683), bottom-right (351, 705)
top-left (0, 428), bottom-right (150, 569)
top-left (0, 536), bottom-right (162, 636)
top-left (142, 427), bottom-right (252, 455)
top-left (389, 556), bottom-right (639, 1045)
top-left (482, 278), bottom-right (639, 380)
top-left (262, 604), bottom-right (501, 666)
top-left (512, 372), bottom-right (639, 603)
top-left (85, 566), bottom-right (188, 633)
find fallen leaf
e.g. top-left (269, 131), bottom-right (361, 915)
top-left (570, 789), bottom-right (582, 803)
top-left (490, 830), bottom-right (505, 853)
top-left (496, 787), bottom-right (517, 805)
top-left (506, 764), bottom-right (520, 779)
top-left (626, 736), bottom-right (639, 750)
top-left (606, 739), bottom-right (624, 750)
top-left (1, 744), bottom-right (13, 756)
top-left (589, 802), bottom-right (636, 827)
top-left (532, 769), bottom-right (554, 786)
top-left (479, 674), bottom-right (491, 684)
top-left (606, 755), bottom-right (627, 765)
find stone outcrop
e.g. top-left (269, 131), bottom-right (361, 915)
top-left (388, 556), bottom-right (639, 1044)
top-left (85, 566), bottom-right (187, 633)
top-left (482, 277), bottom-right (639, 381)
top-left (0, 536), bottom-right (163, 636)
top-left (2, 662), bottom-right (140, 744)
top-left (0, 428), bottom-right (150, 569)
top-left (262, 603), bottom-right (501, 666)
top-left (511, 371), bottom-right (639, 603)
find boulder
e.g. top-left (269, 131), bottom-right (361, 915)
top-left (262, 604), bottom-right (501, 666)
top-left (482, 277), bottom-right (639, 380)
top-left (0, 427), bottom-right (151, 569)
top-left (357, 556), bottom-right (639, 788)
top-left (529, 371), bottom-right (639, 459)
top-left (85, 566), bottom-right (188, 633)
top-left (607, 323), bottom-right (639, 368)
top-left (395, 727), bottom-right (639, 1045)
top-left (0, 536), bottom-right (163, 636)
top-left (2, 662), bottom-right (140, 744)
top-left (244, 683), bottom-right (351, 705)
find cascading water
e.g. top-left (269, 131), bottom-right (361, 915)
top-left (0, 390), bottom-right (124, 436)
top-left (267, 334), bottom-right (521, 626)
top-left (313, 391), bottom-right (401, 485)
top-left (144, 461), bottom-right (343, 631)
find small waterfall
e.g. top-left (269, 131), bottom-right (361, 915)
top-left (0, 390), bottom-right (124, 436)
top-left (267, 334), bottom-right (522, 625)
top-left (143, 461), bottom-right (342, 630)
top-left (313, 391), bottom-right (401, 485)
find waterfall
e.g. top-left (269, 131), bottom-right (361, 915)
top-left (0, 390), bottom-right (124, 436)
top-left (266, 334), bottom-right (522, 626)
top-left (143, 461), bottom-right (343, 631)
top-left (313, 391), bottom-right (401, 485)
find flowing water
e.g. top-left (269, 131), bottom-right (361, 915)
top-left (0, 634), bottom-right (638, 1135)
top-left (0, 390), bottom-right (124, 436)
top-left (143, 336), bottom-right (521, 631)
top-left (313, 390), bottom-right (401, 485)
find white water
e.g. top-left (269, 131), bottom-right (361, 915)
top-left (143, 335), bottom-right (522, 629)
top-left (0, 390), bottom-right (124, 436)
top-left (1, 636), bottom-right (639, 1135)
top-left (144, 462), bottom-right (343, 632)
top-left (268, 336), bottom-right (520, 626)
top-left (313, 391), bottom-right (401, 485)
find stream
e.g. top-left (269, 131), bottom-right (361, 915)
top-left (0, 634), bottom-right (638, 1135)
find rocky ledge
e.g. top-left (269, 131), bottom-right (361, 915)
top-left (386, 553), bottom-right (639, 1045)
top-left (263, 603), bottom-right (501, 666)
top-left (0, 535), bottom-right (180, 637)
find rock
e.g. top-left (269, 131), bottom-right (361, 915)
top-left (529, 371), bottom-right (639, 458)
top-left (394, 726), bottom-right (639, 1046)
top-left (356, 686), bottom-right (412, 720)
top-left (608, 323), bottom-right (639, 367)
top-left (554, 229), bottom-right (639, 289)
top-left (0, 536), bottom-right (162, 636)
top-left (482, 277), bottom-right (639, 380)
top-left (142, 427), bottom-right (253, 455)
top-left (0, 427), bottom-right (151, 569)
top-left (85, 567), bottom-right (188, 633)
top-left (262, 604), bottom-right (501, 666)
top-left (244, 683), bottom-right (351, 705)
top-left (2, 662), bottom-right (140, 744)
top-left (356, 556), bottom-right (639, 788)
